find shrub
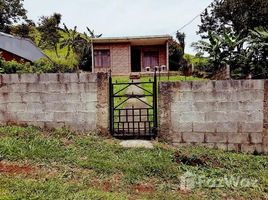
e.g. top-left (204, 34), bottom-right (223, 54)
top-left (0, 57), bottom-right (76, 74)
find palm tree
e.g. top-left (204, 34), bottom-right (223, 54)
top-left (60, 24), bottom-right (85, 58)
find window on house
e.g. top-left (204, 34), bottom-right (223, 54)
top-left (143, 51), bottom-right (159, 67)
top-left (94, 50), bottom-right (110, 67)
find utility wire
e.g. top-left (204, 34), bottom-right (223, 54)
top-left (173, 1), bottom-right (215, 34)
top-left (177, 14), bottom-right (202, 32)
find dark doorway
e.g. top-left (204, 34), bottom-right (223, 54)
top-left (131, 48), bottom-right (141, 72)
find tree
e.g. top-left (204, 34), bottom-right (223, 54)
top-left (10, 20), bottom-right (35, 38)
top-left (37, 13), bottom-right (62, 57)
top-left (60, 24), bottom-right (102, 71)
top-left (199, 0), bottom-right (268, 38)
top-left (196, 0), bottom-right (268, 78)
top-left (245, 28), bottom-right (268, 78)
top-left (169, 31), bottom-right (186, 71)
top-left (0, 0), bottom-right (27, 32)
top-left (176, 31), bottom-right (186, 54)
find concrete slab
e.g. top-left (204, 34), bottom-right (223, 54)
top-left (119, 140), bottom-right (154, 149)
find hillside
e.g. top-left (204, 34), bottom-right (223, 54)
top-left (29, 27), bottom-right (78, 67)
top-left (0, 126), bottom-right (267, 199)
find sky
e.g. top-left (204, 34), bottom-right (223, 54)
top-left (23, 0), bottom-right (213, 54)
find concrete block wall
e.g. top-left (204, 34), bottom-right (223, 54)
top-left (0, 73), bottom-right (109, 134)
top-left (159, 80), bottom-right (268, 154)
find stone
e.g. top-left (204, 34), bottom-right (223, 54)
top-left (241, 122), bottom-right (263, 133)
top-left (250, 133), bottom-right (263, 144)
top-left (178, 112), bottom-right (205, 123)
top-left (81, 93), bottom-right (97, 102)
top-left (193, 122), bottom-right (216, 132)
top-left (171, 102), bottom-right (192, 112)
top-left (22, 93), bottom-right (41, 102)
top-left (205, 111), bottom-right (228, 122)
top-left (27, 83), bottom-right (47, 93)
top-left (169, 132), bottom-right (182, 143)
top-left (59, 73), bottom-right (79, 83)
top-left (119, 140), bottom-right (154, 149)
top-left (172, 122), bottom-right (192, 133)
top-left (7, 103), bottom-right (26, 112)
top-left (39, 73), bottom-right (59, 83)
top-left (20, 74), bottom-right (38, 83)
top-left (216, 122), bottom-right (238, 133)
top-left (241, 144), bottom-right (262, 154)
top-left (217, 102), bottom-right (239, 111)
top-left (241, 80), bottom-right (264, 90)
top-left (79, 73), bottom-right (97, 83)
top-left (214, 81), bottom-right (230, 91)
top-left (227, 144), bottom-right (240, 152)
top-left (26, 103), bottom-right (44, 112)
top-left (2, 74), bottom-right (19, 83)
top-left (44, 122), bottom-right (65, 129)
top-left (192, 81), bottom-right (213, 92)
top-left (205, 133), bottom-right (228, 143)
top-left (177, 81), bottom-right (192, 91)
top-left (182, 132), bottom-right (204, 143)
top-left (192, 102), bottom-right (217, 112)
top-left (47, 83), bottom-right (67, 93)
top-left (228, 133), bottom-right (250, 144)
top-left (66, 83), bottom-right (85, 93)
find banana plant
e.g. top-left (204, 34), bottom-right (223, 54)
top-left (60, 23), bottom-right (86, 58)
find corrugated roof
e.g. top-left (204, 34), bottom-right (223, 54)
top-left (0, 32), bottom-right (46, 62)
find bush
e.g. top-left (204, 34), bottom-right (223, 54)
top-left (0, 57), bottom-right (76, 74)
top-left (33, 58), bottom-right (76, 73)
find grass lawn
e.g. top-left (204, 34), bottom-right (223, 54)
top-left (112, 75), bottom-right (204, 107)
top-left (0, 126), bottom-right (267, 199)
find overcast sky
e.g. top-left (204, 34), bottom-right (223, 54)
top-left (24, 0), bottom-right (213, 54)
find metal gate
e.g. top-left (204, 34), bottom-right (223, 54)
top-left (109, 74), bottom-right (157, 138)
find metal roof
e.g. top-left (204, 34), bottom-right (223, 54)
top-left (0, 32), bottom-right (46, 62)
top-left (92, 34), bottom-right (172, 45)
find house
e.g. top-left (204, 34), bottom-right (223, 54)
top-left (91, 35), bottom-right (172, 74)
top-left (0, 32), bottom-right (46, 63)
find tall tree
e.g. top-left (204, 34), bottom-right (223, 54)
top-left (199, 0), bottom-right (268, 38)
top-left (38, 13), bottom-right (62, 56)
top-left (10, 20), bottom-right (35, 38)
top-left (176, 31), bottom-right (186, 54)
top-left (196, 0), bottom-right (268, 78)
top-left (60, 24), bottom-right (102, 71)
top-left (169, 31), bottom-right (186, 71)
top-left (0, 0), bottom-right (27, 32)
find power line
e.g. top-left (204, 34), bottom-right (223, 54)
top-left (173, 1), bottom-right (214, 34)
top-left (177, 14), bottom-right (201, 31)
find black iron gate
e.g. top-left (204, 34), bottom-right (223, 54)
top-left (109, 74), bottom-right (157, 138)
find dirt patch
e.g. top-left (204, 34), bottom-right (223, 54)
top-left (132, 183), bottom-right (155, 193)
top-left (173, 151), bottom-right (223, 168)
top-left (90, 179), bottom-right (113, 192)
top-left (0, 162), bottom-right (34, 174)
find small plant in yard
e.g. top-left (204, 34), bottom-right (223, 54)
top-left (0, 125), bottom-right (267, 199)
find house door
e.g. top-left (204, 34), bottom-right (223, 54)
top-left (131, 48), bottom-right (141, 72)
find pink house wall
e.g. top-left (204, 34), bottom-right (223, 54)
top-left (93, 43), bottom-right (167, 74)
top-left (94, 43), bottom-right (131, 74)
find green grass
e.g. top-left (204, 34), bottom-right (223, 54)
top-left (111, 75), bottom-right (205, 123)
top-left (112, 75), bottom-right (204, 107)
top-left (0, 126), bottom-right (267, 199)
